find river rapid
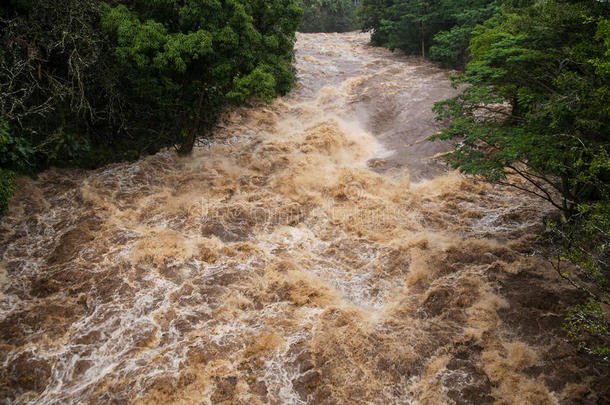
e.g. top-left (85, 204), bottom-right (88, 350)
top-left (1, 32), bottom-right (608, 404)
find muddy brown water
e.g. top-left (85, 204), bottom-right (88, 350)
top-left (1, 32), bottom-right (608, 404)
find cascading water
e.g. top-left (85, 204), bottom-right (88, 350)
top-left (1, 32), bottom-right (608, 404)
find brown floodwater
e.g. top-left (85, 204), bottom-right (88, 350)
top-left (1, 32), bottom-right (608, 404)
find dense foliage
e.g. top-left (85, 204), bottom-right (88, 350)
top-left (299, 0), bottom-right (359, 32)
top-left (358, 0), bottom-right (499, 68)
top-left (435, 0), bottom-right (609, 217)
top-left (100, 0), bottom-right (302, 153)
top-left (0, 0), bottom-right (302, 213)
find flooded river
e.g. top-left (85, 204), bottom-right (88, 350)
top-left (1, 32), bottom-right (608, 404)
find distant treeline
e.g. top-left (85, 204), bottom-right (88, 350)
top-left (359, 0), bottom-right (500, 69)
top-left (0, 0), bottom-right (303, 214)
top-left (298, 0), bottom-right (360, 32)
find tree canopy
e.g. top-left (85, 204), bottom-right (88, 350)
top-left (100, 0), bottom-right (302, 153)
top-left (0, 0), bottom-right (303, 213)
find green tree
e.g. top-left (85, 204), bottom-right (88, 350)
top-left (0, 169), bottom-right (15, 216)
top-left (0, 119), bottom-right (17, 215)
top-left (101, 0), bottom-right (303, 154)
top-left (0, 0), bottom-right (113, 170)
top-left (433, 0), bottom-right (609, 217)
top-left (360, 0), bottom-right (443, 54)
top-left (358, 0), bottom-right (393, 43)
top-left (429, 0), bottom-right (499, 68)
top-left (383, 0), bottom-right (443, 57)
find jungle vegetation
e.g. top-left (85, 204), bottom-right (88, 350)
top-left (0, 0), bottom-right (303, 213)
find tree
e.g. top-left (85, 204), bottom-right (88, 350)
top-left (429, 0), bottom-right (499, 68)
top-left (433, 0), bottom-right (609, 218)
top-left (358, 0), bottom-right (393, 45)
top-left (362, 0), bottom-right (446, 55)
top-left (101, 0), bottom-right (303, 155)
top-left (0, 0), bottom-right (114, 170)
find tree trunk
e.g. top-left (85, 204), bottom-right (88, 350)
top-left (178, 87), bottom-right (206, 156)
top-left (421, 21), bottom-right (425, 58)
top-left (560, 174), bottom-right (576, 220)
top-left (509, 96), bottom-right (523, 124)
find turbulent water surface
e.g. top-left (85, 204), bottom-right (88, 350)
top-left (1, 32), bottom-right (609, 404)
